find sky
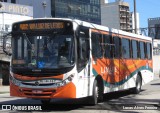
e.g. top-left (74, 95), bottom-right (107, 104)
top-left (108, 0), bottom-right (160, 28)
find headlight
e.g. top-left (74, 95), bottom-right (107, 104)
top-left (55, 74), bottom-right (74, 87)
top-left (10, 76), bottom-right (21, 86)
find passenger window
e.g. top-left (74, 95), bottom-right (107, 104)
top-left (113, 36), bottom-right (120, 58)
top-left (140, 42), bottom-right (145, 59)
top-left (147, 43), bottom-right (152, 59)
top-left (91, 33), bottom-right (102, 59)
top-left (103, 35), bottom-right (113, 58)
top-left (131, 40), bottom-right (138, 59)
top-left (77, 36), bottom-right (89, 71)
top-left (121, 38), bottom-right (130, 59)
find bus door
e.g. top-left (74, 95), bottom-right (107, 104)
top-left (77, 26), bottom-right (90, 97)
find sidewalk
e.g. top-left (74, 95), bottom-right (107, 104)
top-left (0, 85), bottom-right (10, 94)
top-left (154, 74), bottom-right (160, 80)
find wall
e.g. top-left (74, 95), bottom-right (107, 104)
top-left (153, 55), bottom-right (160, 76)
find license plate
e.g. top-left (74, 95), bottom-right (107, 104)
top-left (32, 90), bottom-right (43, 93)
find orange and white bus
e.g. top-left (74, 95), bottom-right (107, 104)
top-left (3, 18), bottom-right (153, 104)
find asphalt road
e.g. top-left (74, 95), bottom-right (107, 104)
top-left (0, 76), bottom-right (160, 113)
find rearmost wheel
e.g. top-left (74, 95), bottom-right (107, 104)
top-left (133, 75), bottom-right (142, 94)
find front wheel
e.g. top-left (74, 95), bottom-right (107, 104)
top-left (88, 79), bottom-right (103, 105)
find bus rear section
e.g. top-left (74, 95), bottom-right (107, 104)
top-left (90, 28), bottom-right (153, 98)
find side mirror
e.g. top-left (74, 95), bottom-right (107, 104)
top-left (3, 33), bottom-right (12, 56)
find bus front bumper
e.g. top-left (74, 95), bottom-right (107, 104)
top-left (10, 82), bottom-right (76, 99)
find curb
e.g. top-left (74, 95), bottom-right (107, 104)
top-left (0, 86), bottom-right (10, 94)
top-left (0, 92), bottom-right (9, 94)
top-left (0, 79), bottom-right (2, 86)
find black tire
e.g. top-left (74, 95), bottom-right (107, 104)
top-left (133, 75), bottom-right (142, 94)
top-left (89, 79), bottom-right (103, 105)
top-left (41, 99), bottom-right (51, 104)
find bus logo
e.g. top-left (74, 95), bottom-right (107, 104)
top-left (35, 81), bottom-right (39, 86)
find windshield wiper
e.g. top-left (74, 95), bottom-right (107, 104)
top-left (23, 33), bottom-right (32, 47)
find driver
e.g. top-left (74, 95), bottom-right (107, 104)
top-left (45, 40), bottom-right (59, 66)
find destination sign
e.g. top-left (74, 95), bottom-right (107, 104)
top-left (19, 22), bottom-right (64, 30)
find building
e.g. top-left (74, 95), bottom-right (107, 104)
top-left (101, 1), bottom-right (132, 32)
top-left (101, 0), bottom-right (140, 34)
top-left (148, 17), bottom-right (160, 76)
top-left (3, 0), bottom-right (101, 24)
top-left (0, 2), bottom-right (33, 32)
top-left (148, 17), bottom-right (160, 39)
top-left (148, 17), bottom-right (160, 56)
top-left (0, 2), bottom-right (33, 85)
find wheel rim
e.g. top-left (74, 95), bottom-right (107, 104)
top-left (93, 81), bottom-right (99, 104)
top-left (136, 77), bottom-right (141, 91)
top-left (95, 85), bottom-right (98, 98)
top-left (137, 81), bottom-right (141, 90)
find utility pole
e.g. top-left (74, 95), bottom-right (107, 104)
top-left (134, 0), bottom-right (137, 34)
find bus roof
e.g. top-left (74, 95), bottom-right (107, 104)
top-left (12, 18), bottom-right (152, 41)
top-left (73, 19), bottom-right (152, 42)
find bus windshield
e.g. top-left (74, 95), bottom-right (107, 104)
top-left (12, 33), bottom-right (75, 69)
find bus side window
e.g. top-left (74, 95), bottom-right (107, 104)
top-left (150, 43), bottom-right (152, 59)
top-left (121, 38), bottom-right (130, 59)
top-left (147, 43), bottom-right (152, 59)
top-left (91, 32), bottom-right (102, 59)
top-left (103, 35), bottom-right (113, 58)
top-left (77, 37), bottom-right (89, 71)
top-left (139, 41), bottom-right (145, 59)
top-left (113, 36), bottom-right (120, 58)
top-left (144, 42), bottom-right (147, 59)
top-left (136, 41), bottom-right (140, 58)
top-left (131, 40), bottom-right (138, 59)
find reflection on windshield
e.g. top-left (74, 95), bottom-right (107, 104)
top-left (12, 34), bottom-right (75, 69)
